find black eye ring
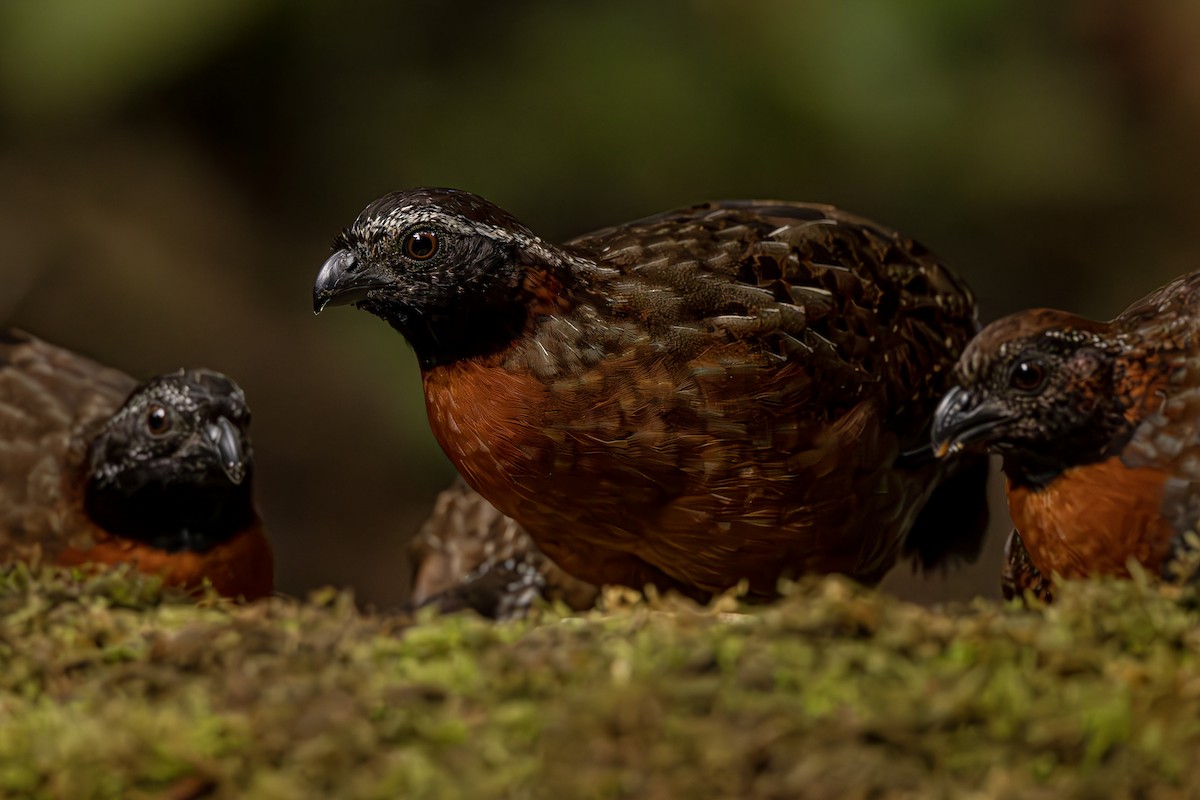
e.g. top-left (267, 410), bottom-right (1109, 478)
top-left (1010, 361), bottom-right (1047, 393)
top-left (404, 230), bottom-right (439, 260)
top-left (146, 404), bottom-right (171, 435)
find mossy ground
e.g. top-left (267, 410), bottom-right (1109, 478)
top-left (2, 566), bottom-right (1200, 799)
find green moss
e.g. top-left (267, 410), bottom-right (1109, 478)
top-left (4, 566), bottom-right (1200, 797)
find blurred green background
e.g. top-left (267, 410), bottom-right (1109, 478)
top-left (4, 0), bottom-right (1197, 606)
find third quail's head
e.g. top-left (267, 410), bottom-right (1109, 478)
top-left (932, 310), bottom-right (1130, 482)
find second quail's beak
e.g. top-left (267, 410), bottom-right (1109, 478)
top-left (205, 416), bottom-right (247, 485)
top-left (313, 249), bottom-right (388, 314)
top-left (931, 386), bottom-right (1008, 458)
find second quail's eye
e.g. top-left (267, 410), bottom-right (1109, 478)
top-left (404, 230), bottom-right (439, 260)
top-left (146, 404), bottom-right (171, 435)
top-left (1010, 361), bottom-right (1047, 393)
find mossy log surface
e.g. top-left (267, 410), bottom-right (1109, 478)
top-left (2, 566), bottom-right (1199, 799)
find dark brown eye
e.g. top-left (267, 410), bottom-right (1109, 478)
top-left (1010, 361), bottom-right (1047, 392)
top-left (404, 230), bottom-right (439, 260)
top-left (146, 404), bottom-right (171, 435)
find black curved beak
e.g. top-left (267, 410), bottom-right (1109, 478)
top-left (931, 386), bottom-right (1008, 458)
top-left (205, 416), bottom-right (247, 485)
top-left (313, 249), bottom-right (387, 314)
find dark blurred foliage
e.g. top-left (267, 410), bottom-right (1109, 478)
top-left (4, 0), bottom-right (1200, 606)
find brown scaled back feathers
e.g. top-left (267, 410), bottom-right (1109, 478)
top-left (410, 477), bottom-right (599, 620)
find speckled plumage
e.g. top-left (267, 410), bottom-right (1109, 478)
top-left (409, 477), bottom-right (599, 620)
top-left (315, 188), bottom-right (987, 598)
top-left (0, 330), bottom-right (272, 598)
top-left (1000, 530), bottom-right (1053, 602)
top-left (934, 270), bottom-right (1200, 591)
